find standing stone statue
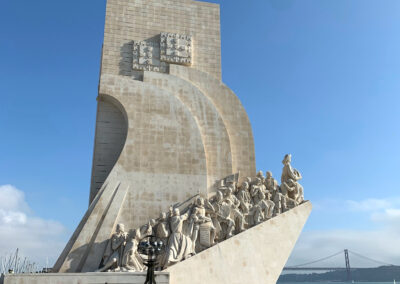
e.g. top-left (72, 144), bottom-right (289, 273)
top-left (98, 223), bottom-right (128, 272)
top-left (206, 191), bottom-right (235, 240)
top-left (265, 171), bottom-right (284, 215)
top-left (225, 188), bottom-right (246, 233)
top-left (154, 212), bottom-right (170, 270)
top-left (250, 178), bottom-right (266, 205)
top-left (236, 181), bottom-right (252, 214)
top-left (281, 154), bottom-right (304, 205)
top-left (165, 208), bottom-right (193, 267)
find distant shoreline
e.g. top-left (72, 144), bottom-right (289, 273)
top-left (278, 266), bottom-right (400, 282)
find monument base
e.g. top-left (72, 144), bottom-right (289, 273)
top-left (167, 201), bottom-right (312, 284)
top-left (2, 202), bottom-right (311, 284)
top-left (2, 272), bottom-right (169, 284)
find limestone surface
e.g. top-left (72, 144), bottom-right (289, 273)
top-left (3, 272), bottom-right (169, 284)
top-left (166, 201), bottom-right (312, 284)
top-left (54, 0), bottom-right (256, 274)
top-left (51, 0), bottom-right (310, 281)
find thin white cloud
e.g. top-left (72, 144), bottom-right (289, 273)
top-left (0, 185), bottom-right (67, 268)
top-left (346, 198), bottom-right (393, 212)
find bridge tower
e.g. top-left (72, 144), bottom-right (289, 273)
top-left (344, 249), bottom-right (351, 281)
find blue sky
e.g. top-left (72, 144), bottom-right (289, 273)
top-left (1, 0), bottom-right (400, 268)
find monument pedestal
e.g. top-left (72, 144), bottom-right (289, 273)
top-left (2, 272), bottom-right (169, 284)
top-left (3, 202), bottom-right (311, 284)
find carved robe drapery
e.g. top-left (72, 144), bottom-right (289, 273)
top-left (121, 238), bottom-right (145, 271)
top-left (281, 162), bottom-right (304, 204)
top-left (165, 214), bottom-right (193, 265)
top-left (102, 232), bottom-right (127, 268)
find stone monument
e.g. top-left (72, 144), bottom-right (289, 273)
top-left (3, 0), bottom-right (311, 283)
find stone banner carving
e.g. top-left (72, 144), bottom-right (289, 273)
top-left (97, 154), bottom-right (305, 272)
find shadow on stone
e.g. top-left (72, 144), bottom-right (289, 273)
top-left (118, 35), bottom-right (162, 80)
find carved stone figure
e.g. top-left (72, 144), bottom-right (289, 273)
top-left (165, 208), bottom-right (193, 267)
top-left (265, 171), bottom-right (283, 215)
top-left (225, 188), bottom-right (246, 233)
top-left (250, 192), bottom-right (274, 225)
top-left (155, 212), bottom-right (170, 240)
top-left (250, 178), bottom-right (266, 205)
top-left (155, 212), bottom-right (170, 269)
top-left (121, 229), bottom-right (145, 272)
top-left (189, 197), bottom-right (215, 252)
top-left (206, 191), bottom-right (236, 240)
top-left (256, 170), bottom-right (265, 184)
top-left (281, 154), bottom-right (304, 205)
top-left (236, 181), bottom-right (252, 214)
top-left (98, 223), bottom-right (128, 272)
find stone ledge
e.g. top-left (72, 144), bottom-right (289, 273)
top-left (3, 272), bottom-right (169, 284)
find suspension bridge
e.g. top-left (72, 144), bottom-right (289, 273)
top-left (283, 249), bottom-right (398, 281)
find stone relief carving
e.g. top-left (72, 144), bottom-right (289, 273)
top-left (132, 40), bottom-right (167, 73)
top-left (97, 154), bottom-right (305, 272)
top-left (131, 32), bottom-right (192, 74)
top-left (160, 32), bottom-right (192, 65)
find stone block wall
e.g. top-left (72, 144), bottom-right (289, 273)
top-left (102, 0), bottom-right (221, 79)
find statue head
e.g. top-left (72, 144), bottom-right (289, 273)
top-left (131, 228), bottom-right (140, 240)
top-left (266, 171), bottom-right (272, 178)
top-left (116, 223), bottom-right (125, 233)
top-left (216, 190), bottom-right (223, 202)
top-left (282, 154), bottom-right (292, 165)
top-left (255, 177), bottom-right (262, 185)
top-left (257, 170), bottom-right (264, 179)
top-left (241, 181), bottom-right (249, 191)
top-left (160, 212), bottom-right (167, 220)
top-left (196, 197), bottom-right (205, 207)
top-left (173, 208), bottom-right (180, 216)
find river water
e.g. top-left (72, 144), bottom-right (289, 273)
top-left (279, 282), bottom-right (393, 284)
